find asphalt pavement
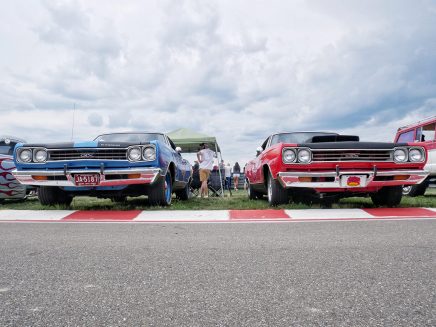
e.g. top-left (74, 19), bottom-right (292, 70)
top-left (0, 220), bottom-right (435, 327)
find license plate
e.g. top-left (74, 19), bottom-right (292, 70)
top-left (341, 175), bottom-right (366, 188)
top-left (74, 174), bottom-right (100, 186)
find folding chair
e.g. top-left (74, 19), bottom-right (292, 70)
top-left (190, 167), bottom-right (201, 197)
top-left (208, 169), bottom-right (224, 197)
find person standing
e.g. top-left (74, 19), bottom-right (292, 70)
top-left (224, 163), bottom-right (232, 191)
top-left (232, 162), bottom-right (241, 191)
top-left (197, 143), bottom-right (215, 198)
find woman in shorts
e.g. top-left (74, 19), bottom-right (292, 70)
top-left (232, 162), bottom-right (241, 191)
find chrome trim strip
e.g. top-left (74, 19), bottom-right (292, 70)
top-left (279, 170), bottom-right (429, 177)
top-left (12, 168), bottom-right (161, 187)
top-left (277, 169), bottom-right (429, 189)
top-left (13, 168), bottom-right (161, 176)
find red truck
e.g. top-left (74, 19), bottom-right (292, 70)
top-left (245, 132), bottom-right (429, 206)
top-left (395, 116), bottom-right (436, 196)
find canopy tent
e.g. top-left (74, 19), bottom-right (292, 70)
top-left (167, 128), bottom-right (225, 197)
top-left (166, 128), bottom-right (220, 153)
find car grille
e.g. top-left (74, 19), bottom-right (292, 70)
top-left (47, 148), bottom-right (128, 161)
top-left (311, 149), bottom-right (392, 162)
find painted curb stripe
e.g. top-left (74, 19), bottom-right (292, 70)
top-left (363, 208), bottom-right (436, 217)
top-left (134, 210), bottom-right (229, 221)
top-left (286, 209), bottom-right (374, 220)
top-left (0, 210), bottom-right (76, 221)
top-left (0, 208), bottom-right (435, 222)
top-left (63, 210), bottom-right (142, 221)
top-left (229, 209), bottom-right (290, 219)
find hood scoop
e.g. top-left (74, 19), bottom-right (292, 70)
top-left (310, 135), bottom-right (360, 143)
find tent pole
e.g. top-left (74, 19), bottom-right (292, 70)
top-left (215, 143), bottom-right (224, 197)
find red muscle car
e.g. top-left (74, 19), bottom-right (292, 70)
top-left (245, 132), bottom-right (429, 206)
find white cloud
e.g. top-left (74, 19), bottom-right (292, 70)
top-left (0, 0), bottom-right (435, 165)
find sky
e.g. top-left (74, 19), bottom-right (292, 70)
top-left (1, 0), bottom-right (436, 164)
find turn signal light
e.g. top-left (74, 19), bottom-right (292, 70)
top-left (32, 175), bottom-right (48, 181)
top-left (394, 175), bottom-right (409, 181)
top-left (298, 177), bottom-right (312, 183)
top-left (128, 174), bottom-right (141, 179)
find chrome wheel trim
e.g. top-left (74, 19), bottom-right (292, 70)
top-left (267, 177), bottom-right (272, 202)
top-left (402, 185), bottom-right (412, 195)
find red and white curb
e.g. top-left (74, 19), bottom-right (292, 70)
top-left (0, 208), bottom-right (435, 223)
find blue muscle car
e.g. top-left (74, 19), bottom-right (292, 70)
top-left (12, 132), bottom-right (192, 206)
top-left (0, 136), bottom-right (33, 203)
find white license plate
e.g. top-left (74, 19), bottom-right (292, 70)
top-left (74, 174), bottom-right (100, 186)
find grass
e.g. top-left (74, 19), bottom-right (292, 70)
top-left (1, 188), bottom-right (435, 211)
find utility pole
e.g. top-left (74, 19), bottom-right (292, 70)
top-left (71, 103), bottom-right (76, 141)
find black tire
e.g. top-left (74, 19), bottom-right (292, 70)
top-left (38, 186), bottom-right (73, 206)
top-left (175, 180), bottom-right (190, 200)
top-left (247, 179), bottom-right (262, 200)
top-left (266, 171), bottom-right (288, 206)
top-left (149, 172), bottom-right (172, 206)
top-left (371, 186), bottom-right (403, 207)
top-left (0, 199), bottom-right (4, 205)
top-left (403, 183), bottom-right (428, 197)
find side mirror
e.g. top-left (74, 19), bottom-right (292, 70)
top-left (175, 146), bottom-right (182, 153)
top-left (256, 146), bottom-right (263, 156)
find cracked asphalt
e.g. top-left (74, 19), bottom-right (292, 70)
top-left (0, 220), bottom-right (435, 326)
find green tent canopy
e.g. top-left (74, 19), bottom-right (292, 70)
top-left (167, 128), bottom-right (221, 153)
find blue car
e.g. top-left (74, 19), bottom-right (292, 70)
top-left (13, 132), bottom-right (192, 206)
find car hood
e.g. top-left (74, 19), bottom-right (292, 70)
top-left (20, 141), bottom-right (153, 149)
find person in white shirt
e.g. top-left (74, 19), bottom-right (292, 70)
top-left (196, 143), bottom-right (215, 198)
top-left (224, 163), bottom-right (232, 190)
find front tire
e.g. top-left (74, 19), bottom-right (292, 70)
top-left (371, 186), bottom-right (402, 207)
top-left (267, 171), bottom-right (288, 206)
top-left (175, 180), bottom-right (190, 200)
top-left (38, 186), bottom-right (73, 206)
top-left (402, 183), bottom-right (428, 197)
top-left (149, 172), bottom-right (172, 206)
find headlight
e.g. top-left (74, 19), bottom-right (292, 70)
top-left (128, 147), bottom-right (142, 161)
top-left (143, 146), bottom-right (156, 161)
top-left (394, 148), bottom-right (407, 162)
top-left (298, 149), bottom-right (312, 163)
top-left (409, 148), bottom-right (423, 162)
top-left (33, 149), bottom-right (47, 163)
top-left (18, 149), bottom-right (32, 163)
top-left (283, 149), bottom-right (296, 163)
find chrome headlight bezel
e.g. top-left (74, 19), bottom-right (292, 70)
top-left (17, 148), bottom-right (33, 163)
top-left (33, 148), bottom-right (48, 163)
top-left (143, 146), bottom-right (156, 161)
top-left (297, 148), bottom-right (312, 164)
top-left (393, 148), bottom-right (408, 163)
top-left (408, 147), bottom-right (425, 162)
top-left (127, 146), bottom-right (142, 162)
top-left (282, 148), bottom-right (297, 163)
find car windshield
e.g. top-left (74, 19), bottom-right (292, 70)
top-left (0, 145), bottom-right (13, 155)
top-left (94, 133), bottom-right (165, 143)
top-left (271, 132), bottom-right (337, 145)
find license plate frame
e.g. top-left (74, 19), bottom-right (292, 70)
top-left (74, 174), bottom-right (100, 186)
top-left (341, 175), bottom-right (366, 188)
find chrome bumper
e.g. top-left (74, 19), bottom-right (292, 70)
top-left (12, 168), bottom-right (161, 187)
top-left (277, 169), bottom-right (429, 189)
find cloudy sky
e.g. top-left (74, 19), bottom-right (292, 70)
top-left (1, 0), bottom-right (436, 164)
